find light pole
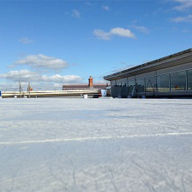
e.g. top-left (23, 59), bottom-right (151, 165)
top-left (28, 82), bottom-right (31, 98)
top-left (19, 81), bottom-right (22, 98)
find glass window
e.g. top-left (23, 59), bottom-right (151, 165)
top-left (128, 80), bottom-right (135, 93)
top-left (171, 71), bottom-right (186, 91)
top-left (116, 79), bottom-right (122, 87)
top-left (110, 80), bottom-right (116, 86)
top-left (121, 78), bottom-right (128, 87)
top-left (157, 74), bottom-right (170, 92)
top-left (136, 78), bottom-right (145, 92)
top-left (188, 69), bottom-right (192, 90)
top-left (145, 76), bottom-right (156, 92)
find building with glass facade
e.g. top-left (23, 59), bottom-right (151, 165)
top-left (104, 48), bottom-right (192, 98)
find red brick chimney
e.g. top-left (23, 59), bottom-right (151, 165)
top-left (88, 76), bottom-right (93, 88)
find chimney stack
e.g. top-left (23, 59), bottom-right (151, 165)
top-left (88, 76), bottom-right (93, 88)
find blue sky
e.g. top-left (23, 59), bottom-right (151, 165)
top-left (0, 0), bottom-right (192, 90)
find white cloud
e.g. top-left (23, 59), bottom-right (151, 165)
top-left (94, 30), bottom-right (111, 40)
top-left (19, 37), bottom-right (34, 44)
top-left (94, 27), bottom-right (136, 40)
top-left (12, 54), bottom-right (68, 71)
top-left (0, 81), bottom-right (76, 91)
top-left (132, 25), bottom-right (150, 34)
top-left (0, 70), bottom-right (82, 84)
top-left (41, 74), bottom-right (82, 83)
top-left (102, 5), bottom-right (109, 11)
top-left (171, 14), bottom-right (192, 22)
top-left (86, 2), bottom-right (92, 7)
top-left (94, 79), bottom-right (108, 84)
top-left (131, 19), bottom-right (138, 24)
top-left (72, 9), bottom-right (80, 18)
top-left (0, 82), bottom-right (17, 90)
top-left (0, 70), bottom-right (38, 82)
top-left (110, 28), bottom-right (135, 38)
top-left (173, 0), bottom-right (192, 11)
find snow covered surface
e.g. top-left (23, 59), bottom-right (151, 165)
top-left (0, 98), bottom-right (192, 192)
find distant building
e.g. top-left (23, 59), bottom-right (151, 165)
top-left (62, 76), bottom-right (108, 90)
top-left (104, 48), bottom-right (192, 98)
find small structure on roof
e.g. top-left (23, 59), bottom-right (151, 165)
top-left (62, 76), bottom-right (108, 90)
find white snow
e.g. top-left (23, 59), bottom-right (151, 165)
top-left (0, 98), bottom-right (192, 192)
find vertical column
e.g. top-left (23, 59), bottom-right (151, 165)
top-left (88, 76), bottom-right (93, 88)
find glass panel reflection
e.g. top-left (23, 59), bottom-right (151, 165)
top-left (171, 71), bottom-right (186, 91)
top-left (121, 78), bottom-right (127, 87)
top-left (136, 79), bottom-right (145, 92)
top-left (188, 70), bottom-right (192, 90)
top-left (111, 80), bottom-right (116, 86)
top-left (157, 74), bottom-right (170, 92)
top-left (128, 80), bottom-right (135, 93)
top-left (145, 77), bottom-right (156, 92)
top-left (116, 79), bottom-right (122, 87)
